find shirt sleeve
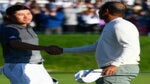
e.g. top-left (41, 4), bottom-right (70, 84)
top-left (63, 41), bottom-right (98, 53)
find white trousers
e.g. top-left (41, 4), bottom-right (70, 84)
top-left (3, 63), bottom-right (54, 84)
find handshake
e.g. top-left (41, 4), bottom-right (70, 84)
top-left (44, 45), bottom-right (63, 55)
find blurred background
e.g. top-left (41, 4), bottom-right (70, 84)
top-left (0, 0), bottom-right (150, 35)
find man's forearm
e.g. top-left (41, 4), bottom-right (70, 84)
top-left (63, 42), bottom-right (97, 53)
top-left (9, 40), bottom-right (46, 51)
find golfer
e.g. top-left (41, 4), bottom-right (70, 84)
top-left (63, 1), bottom-right (140, 84)
top-left (0, 5), bottom-right (62, 84)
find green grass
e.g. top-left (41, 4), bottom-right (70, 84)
top-left (0, 34), bottom-right (150, 72)
top-left (0, 73), bottom-right (150, 84)
top-left (36, 34), bottom-right (99, 72)
top-left (139, 37), bottom-right (150, 72)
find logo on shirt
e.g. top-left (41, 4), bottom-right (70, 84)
top-left (9, 36), bottom-right (17, 39)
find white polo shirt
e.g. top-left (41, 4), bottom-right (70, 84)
top-left (64, 17), bottom-right (140, 67)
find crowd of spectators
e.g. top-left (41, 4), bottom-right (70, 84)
top-left (0, 0), bottom-right (150, 35)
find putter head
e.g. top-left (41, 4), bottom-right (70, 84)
top-left (74, 69), bottom-right (103, 83)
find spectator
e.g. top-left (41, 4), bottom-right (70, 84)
top-left (78, 3), bottom-right (100, 33)
top-left (141, 0), bottom-right (149, 11)
top-left (24, 0), bottom-right (34, 8)
top-left (30, 5), bottom-right (45, 32)
top-left (44, 4), bottom-right (64, 35)
top-left (63, 2), bottom-right (81, 33)
top-left (94, 0), bottom-right (103, 9)
top-left (126, 5), bottom-right (149, 35)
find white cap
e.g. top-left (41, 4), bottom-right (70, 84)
top-left (74, 69), bottom-right (103, 83)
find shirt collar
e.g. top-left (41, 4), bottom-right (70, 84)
top-left (6, 24), bottom-right (32, 29)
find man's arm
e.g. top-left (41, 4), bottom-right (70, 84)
top-left (63, 41), bottom-right (98, 53)
top-left (9, 40), bottom-right (63, 55)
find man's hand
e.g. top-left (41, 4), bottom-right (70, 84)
top-left (44, 45), bottom-right (63, 55)
top-left (102, 65), bottom-right (118, 76)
